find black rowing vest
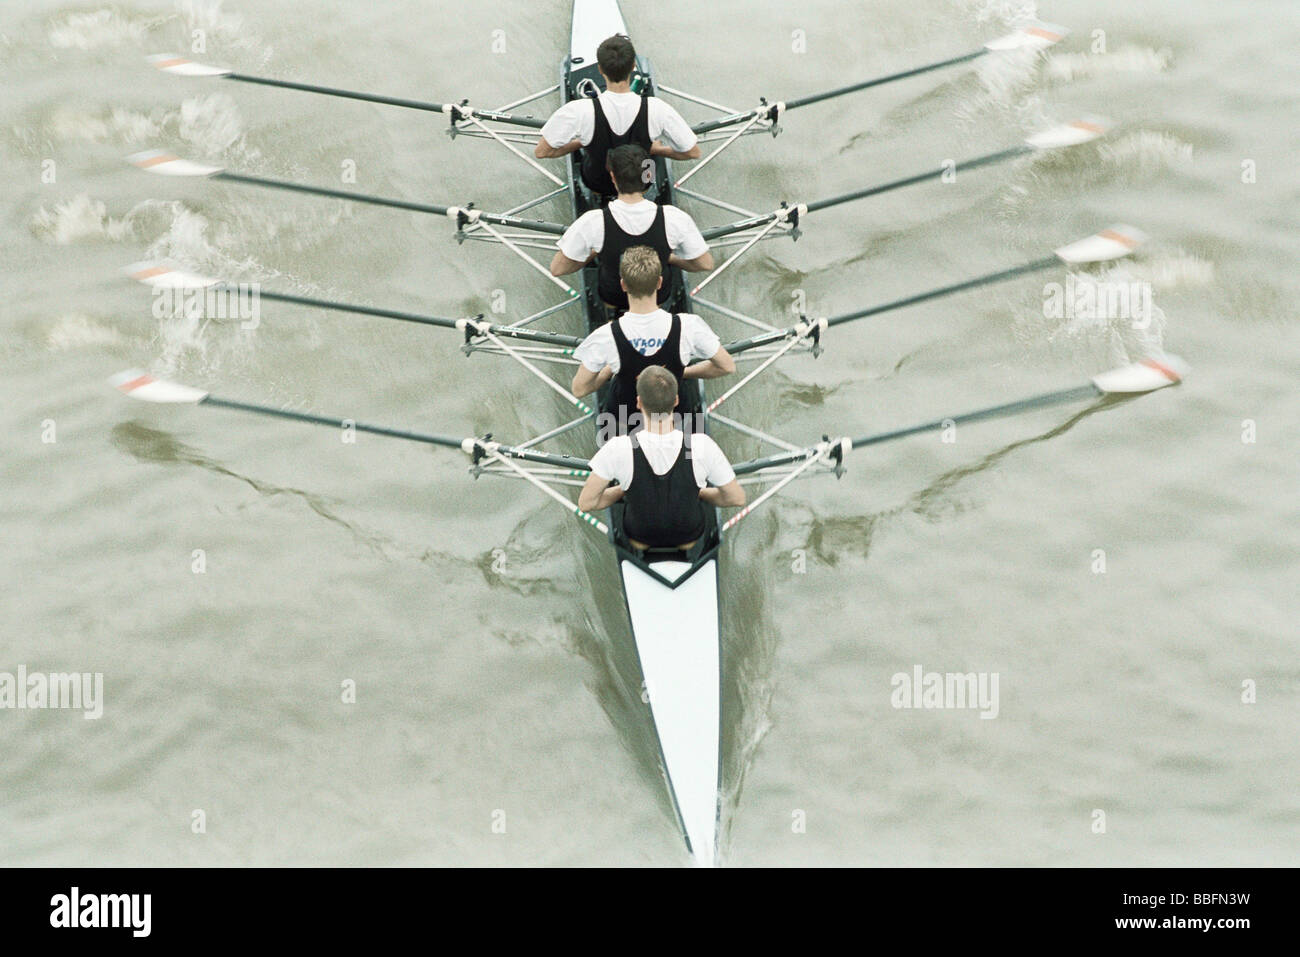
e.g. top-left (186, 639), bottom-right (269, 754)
top-left (581, 94), bottom-right (652, 196)
top-left (607, 313), bottom-right (686, 434)
top-left (598, 203), bottom-right (672, 309)
top-left (622, 431), bottom-right (708, 548)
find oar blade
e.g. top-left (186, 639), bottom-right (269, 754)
top-left (984, 20), bottom-right (1070, 52)
top-left (146, 53), bottom-right (232, 77)
top-left (1025, 117), bottom-right (1108, 150)
top-left (1091, 357), bottom-right (1187, 395)
top-left (128, 149), bottom-right (223, 177)
top-left (1055, 224), bottom-right (1147, 263)
top-left (110, 370), bottom-right (210, 404)
top-left (124, 261), bottom-right (220, 288)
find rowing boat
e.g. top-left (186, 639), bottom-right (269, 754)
top-left (116, 4), bottom-right (1184, 866)
top-left (566, 0), bottom-right (723, 866)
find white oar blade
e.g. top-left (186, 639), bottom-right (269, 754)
top-left (110, 369), bottom-right (209, 404)
top-left (1025, 117), bottom-right (1108, 150)
top-left (124, 261), bottom-right (221, 289)
top-left (1055, 224), bottom-right (1147, 264)
top-left (146, 53), bottom-right (232, 78)
top-left (128, 149), bottom-right (223, 177)
top-left (985, 20), bottom-right (1070, 52)
top-left (1091, 356), bottom-right (1187, 395)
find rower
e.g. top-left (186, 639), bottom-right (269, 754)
top-left (550, 143), bottom-right (713, 312)
top-left (534, 34), bottom-right (701, 198)
top-left (571, 245), bottom-right (734, 437)
top-left (578, 365), bottom-right (746, 550)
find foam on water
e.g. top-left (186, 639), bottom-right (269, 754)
top-left (1044, 45), bottom-right (1175, 84)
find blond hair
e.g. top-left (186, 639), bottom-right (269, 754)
top-left (619, 245), bottom-right (662, 299)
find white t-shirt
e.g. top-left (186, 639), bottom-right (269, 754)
top-left (557, 199), bottom-right (709, 263)
top-left (574, 309), bottom-right (721, 373)
top-left (589, 429), bottom-right (736, 490)
top-left (540, 91), bottom-right (698, 153)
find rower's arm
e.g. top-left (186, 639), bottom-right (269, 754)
top-left (550, 249), bottom-right (594, 277)
top-left (650, 140), bottom-right (702, 161)
top-left (571, 364), bottom-right (613, 398)
top-left (669, 250), bottom-right (714, 272)
top-left (578, 473), bottom-right (624, 512)
top-left (699, 479), bottom-right (746, 508)
top-left (683, 345), bottom-right (736, 380)
top-left (534, 137), bottom-right (583, 159)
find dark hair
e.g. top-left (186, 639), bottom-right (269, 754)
top-left (637, 366), bottom-right (678, 415)
top-left (606, 143), bottom-right (651, 194)
top-left (596, 35), bottom-right (636, 83)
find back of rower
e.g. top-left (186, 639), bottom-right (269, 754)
top-left (578, 365), bottom-right (745, 550)
top-left (571, 246), bottom-right (734, 438)
top-left (550, 143), bottom-right (713, 312)
top-left (534, 34), bottom-right (700, 197)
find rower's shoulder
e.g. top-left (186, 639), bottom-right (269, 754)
top-left (684, 430), bottom-right (725, 455)
top-left (551, 96), bottom-right (593, 117)
top-left (661, 202), bottom-right (702, 225)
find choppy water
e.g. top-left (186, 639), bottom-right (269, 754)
top-left (2, 0), bottom-right (1297, 865)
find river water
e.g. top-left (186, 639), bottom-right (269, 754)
top-left (2, 0), bottom-right (1296, 865)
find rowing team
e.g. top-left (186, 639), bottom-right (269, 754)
top-left (532, 34), bottom-right (745, 549)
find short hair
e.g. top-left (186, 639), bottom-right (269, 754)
top-left (607, 144), bottom-right (651, 194)
top-left (596, 35), bottom-right (637, 82)
top-left (619, 245), bottom-right (662, 299)
top-left (637, 366), bottom-right (678, 415)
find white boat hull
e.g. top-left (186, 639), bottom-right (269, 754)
top-left (620, 558), bottom-right (722, 866)
top-left (570, 0), bottom-right (628, 64)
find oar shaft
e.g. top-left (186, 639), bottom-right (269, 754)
top-left (200, 397), bottom-right (467, 449)
top-left (227, 72), bottom-right (447, 113)
top-left (724, 255), bottom-right (1062, 354)
top-left (248, 289), bottom-right (458, 330)
top-left (803, 145), bottom-right (1030, 214)
top-left (692, 47), bottom-right (989, 135)
top-left (824, 255), bottom-right (1060, 328)
top-left (212, 172), bottom-right (566, 234)
top-left (244, 289), bottom-right (582, 346)
top-left (224, 72), bottom-right (546, 129)
top-left (215, 171), bottom-right (449, 215)
top-left (850, 384), bottom-right (1101, 448)
top-left (200, 396), bottom-right (593, 470)
top-left (783, 49), bottom-right (987, 111)
top-left (703, 144), bottom-right (1031, 241)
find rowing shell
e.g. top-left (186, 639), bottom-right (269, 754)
top-left (565, 0), bottom-right (722, 867)
top-left (119, 10), bottom-right (1186, 867)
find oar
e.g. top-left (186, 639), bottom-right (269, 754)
top-left (146, 53), bottom-right (546, 129)
top-left (126, 150), bottom-right (567, 236)
top-left (108, 370), bottom-right (593, 472)
top-left (124, 263), bottom-right (583, 348)
top-left (691, 21), bottom-right (1068, 135)
top-left (109, 369), bottom-right (606, 532)
top-left (724, 225), bottom-right (1146, 354)
top-left (730, 357), bottom-right (1187, 477)
top-left (700, 118), bottom-right (1107, 244)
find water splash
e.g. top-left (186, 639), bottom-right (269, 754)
top-left (47, 9), bottom-right (165, 50)
top-left (29, 193), bottom-right (135, 244)
top-left (45, 313), bottom-right (124, 351)
top-left (1045, 45), bottom-right (1174, 84)
top-left (1099, 130), bottom-right (1195, 174)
